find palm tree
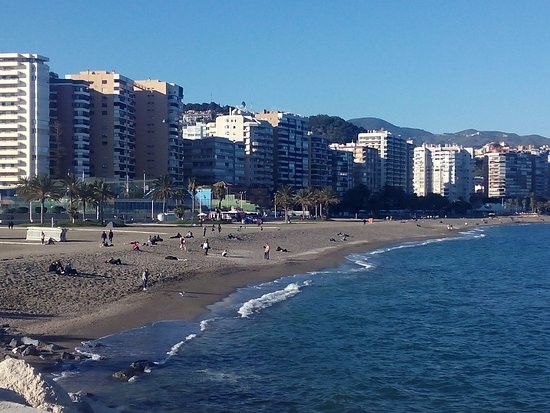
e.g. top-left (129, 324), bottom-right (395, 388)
top-left (317, 186), bottom-right (339, 219)
top-left (294, 187), bottom-right (314, 219)
top-left (212, 181), bottom-right (227, 217)
top-left (187, 177), bottom-right (198, 221)
top-left (77, 182), bottom-right (94, 222)
top-left (91, 179), bottom-right (115, 222)
top-left (275, 185), bottom-right (295, 223)
top-left (15, 177), bottom-right (35, 223)
top-left (63, 174), bottom-right (82, 223)
top-left (151, 175), bottom-right (173, 213)
top-left (29, 175), bottom-right (62, 224)
top-left (173, 189), bottom-right (186, 206)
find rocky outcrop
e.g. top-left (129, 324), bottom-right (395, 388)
top-left (0, 358), bottom-right (77, 413)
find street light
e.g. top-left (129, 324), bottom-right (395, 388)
top-left (239, 191), bottom-right (246, 209)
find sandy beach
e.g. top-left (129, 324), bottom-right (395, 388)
top-left (0, 215), bottom-right (542, 369)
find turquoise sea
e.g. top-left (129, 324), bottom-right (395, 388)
top-left (58, 223), bottom-right (550, 412)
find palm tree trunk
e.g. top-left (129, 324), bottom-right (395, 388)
top-left (40, 200), bottom-right (45, 224)
top-left (29, 201), bottom-right (33, 223)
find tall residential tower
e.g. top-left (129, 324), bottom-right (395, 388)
top-left (0, 53), bottom-right (50, 188)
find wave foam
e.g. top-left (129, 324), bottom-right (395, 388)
top-left (238, 282), bottom-right (309, 318)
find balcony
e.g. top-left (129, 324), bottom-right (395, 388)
top-left (0, 140), bottom-right (19, 148)
top-left (0, 131), bottom-right (18, 138)
top-left (0, 149), bottom-right (20, 156)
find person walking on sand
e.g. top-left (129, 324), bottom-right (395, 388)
top-left (108, 229), bottom-right (114, 244)
top-left (180, 237), bottom-right (187, 252)
top-left (263, 243), bottom-right (270, 260)
top-left (101, 231), bottom-right (107, 245)
top-left (218, 223), bottom-right (222, 233)
top-left (203, 239), bottom-right (210, 255)
top-left (142, 269), bottom-right (149, 290)
top-left (203, 226), bottom-right (207, 237)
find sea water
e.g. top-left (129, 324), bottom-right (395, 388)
top-left (58, 223), bottom-right (550, 412)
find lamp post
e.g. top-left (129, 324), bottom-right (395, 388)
top-left (239, 191), bottom-right (246, 209)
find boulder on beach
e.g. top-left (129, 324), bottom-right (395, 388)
top-left (0, 358), bottom-right (77, 413)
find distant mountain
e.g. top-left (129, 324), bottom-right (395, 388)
top-left (348, 117), bottom-right (550, 147)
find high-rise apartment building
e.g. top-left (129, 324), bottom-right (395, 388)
top-left (484, 152), bottom-right (533, 198)
top-left (49, 74), bottom-right (91, 178)
top-left (329, 142), bottom-right (380, 192)
top-left (182, 136), bottom-right (245, 186)
top-left (357, 130), bottom-right (413, 193)
top-left (0, 53), bottom-right (50, 188)
top-left (208, 110), bottom-right (274, 189)
top-left (308, 134), bottom-right (331, 189)
top-left (134, 80), bottom-right (184, 185)
top-left (67, 71), bottom-right (136, 180)
top-left (256, 110), bottom-right (309, 189)
top-left (413, 144), bottom-right (474, 201)
top-left (330, 148), bottom-right (354, 197)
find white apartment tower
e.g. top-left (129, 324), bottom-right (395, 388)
top-left (208, 110), bottom-right (274, 189)
top-left (0, 53), bottom-right (50, 188)
top-left (357, 130), bottom-right (413, 193)
top-left (413, 144), bottom-right (474, 201)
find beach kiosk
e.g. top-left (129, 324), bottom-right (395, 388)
top-left (26, 227), bottom-right (68, 242)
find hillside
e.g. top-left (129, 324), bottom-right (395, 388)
top-left (348, 117), bottom-right (550, 147)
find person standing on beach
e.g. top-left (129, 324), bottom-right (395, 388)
top-left (218, 223), bottom-right (222, 233)
top-left (180, 237), bottom-right (187, 252)
top-left (40, 231), bottom-right (45, 245)
top-left (203, 239), bottom-right (210, 255)
top-left (108, 229), bottom-right (114, 244)
top-left (101, 231), bottom-right (107, 245)
top-left (263, 243), bottom-right (270, 260)
top-left (142, 269), bottom-right (149, 290)
top-left (203, 226), bottom-right (207, 237)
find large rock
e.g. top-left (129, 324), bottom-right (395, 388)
top-left (0, 358), bottom-right (77, 413)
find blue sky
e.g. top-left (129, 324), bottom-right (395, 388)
top-left (3, 0), bottom-right (550, 136)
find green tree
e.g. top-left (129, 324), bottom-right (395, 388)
top-left (275, 185), bottom-right (295, 223)
top-left (91, 179), bottom-right (115, 222)
top-left (63, 174), bottom-right (82, 223)
top-left (152, 175), bottom-right (173, 213)
top-left (317, 186), bottom-right (339, 219)
top-left (212, 181), bottom-right (227, 214)
top-left (187, 177), bottom-right (198, 220)
top-left (77, 182), bottom-right (94, 222)
top-left (15, 177), bottom-right (35, 223)
top-left (294, 187), bottom-right (314, 219)
top-left (28, 175), bottom-right (62, 224)
top-left (173, 205), bottom-right (184, 219)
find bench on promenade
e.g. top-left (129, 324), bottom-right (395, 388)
top-left (26, 227), bottom-right (68, 242)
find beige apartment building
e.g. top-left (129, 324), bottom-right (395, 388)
top-left (67, 71), bottom-right (136, 180)
top-left (0, 53), bottom-right (50, 188)
top-left (134, 80), bottom-right (184, 185)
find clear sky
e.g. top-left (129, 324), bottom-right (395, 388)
top-left (2, 0), bottom-right (550, 136)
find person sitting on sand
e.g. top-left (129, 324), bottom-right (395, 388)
top-left (48, 260), bottom-right (63, 273)
top-left (46, 237), bottom-right (55, 245)
top-left (130, 241), bottom-right (141, 251)
top-left (148, 235), bottom-right (157, 246)
top-left (106, 257), bottom-right (122, 265)
top-left (221, 249), bottom-right (228, 257)
top-left (185, 231), bottom-right (194, 238)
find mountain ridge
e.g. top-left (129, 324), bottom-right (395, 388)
top-left (348, 117), bottom-right (550, 147)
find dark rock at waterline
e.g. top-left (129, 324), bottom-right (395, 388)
top-left (112, 359), bottom-right (155, 381)
top-left (112, 367), bottom-right (137, 382)
top-left (130, 360), bottom-right (155, 373)
top-left (21, 345), bottom-right (40, 357)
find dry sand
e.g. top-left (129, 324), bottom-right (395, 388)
top-left (0, 215), bottom-right (541, 368)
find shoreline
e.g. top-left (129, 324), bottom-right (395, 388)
top-left (0, 216), bottom-right (544, 370)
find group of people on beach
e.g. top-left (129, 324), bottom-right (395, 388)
top-left (100, 230), bottom-right (114, 247)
